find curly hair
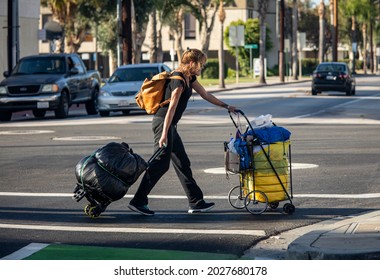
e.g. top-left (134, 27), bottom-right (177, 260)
top-left (178, 48), bottom-right (207, 77)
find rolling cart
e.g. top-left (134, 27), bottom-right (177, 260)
top-left (224, 110), bottom-right (295, 215)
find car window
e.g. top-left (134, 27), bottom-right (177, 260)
top-left (71, 56), bottom-right (85, 74)
top-left (318, 64), bottom-right (331, 72)
top-left (162, 65), bottom-right (171, 72)
top-left (108, 67), bottom-right (160, 83)
top-left (13, 57), bottom-right (66, 74)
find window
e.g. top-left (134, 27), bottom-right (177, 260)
top-left (184, 13), bottom-right (196, 39)
top-left (71, 56), bottom-right (85, 74)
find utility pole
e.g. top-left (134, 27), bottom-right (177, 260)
top-left (7, 0), bottom-right (19, 72)
top-left (122, 0), bottom-right (132, 65)
top-left (218, 1), bottom-right (226, 88)
top-left (279, 0), bottom-right (285, 82)
top-left (332, 0), bottom-right (338, 61)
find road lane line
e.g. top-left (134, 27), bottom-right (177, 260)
top-left (1, 243), bottom-right (49, 260)
top-left (0, 223), bottom-right (266, 236)
top-left (1, 192), bottom-right (380, 199)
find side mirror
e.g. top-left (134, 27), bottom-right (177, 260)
top-left (69, 67), bottom-right (79, 75)
top-left (3, 71), bottom-right (10, 78)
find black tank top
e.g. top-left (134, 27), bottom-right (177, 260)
top-left (155, 71), bottom-right (197, 125)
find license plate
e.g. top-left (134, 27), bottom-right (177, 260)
top-left (37, 102), bottom-right (49, 108)
top-left (118, 100), bottom-right (129, 106)
top-left (326, 75), bottom-right (335, 80)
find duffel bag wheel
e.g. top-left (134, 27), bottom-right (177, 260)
top-left (283, 203), bottom-right (295, 214)
top-left (84, 204), bottom-right (102, 218)
top-left (84, 204), bottom-right (92, 216)
top-left (228, 185), bottom-right (247, 209)
top-left (269, 202), bottom-right (279, 209)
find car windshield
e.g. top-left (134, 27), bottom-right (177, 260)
top-left (12, 57), bottom-right (66, 75)
top-left (318, 64), bottom-right (346, 72)
top-left (108, 67), bottom-right (159, 83)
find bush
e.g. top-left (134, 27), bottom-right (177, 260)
top-left (201, 59), bottom-right (228, 79)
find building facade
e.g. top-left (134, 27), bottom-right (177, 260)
top-left (0, 0), bottom-right (40, 76)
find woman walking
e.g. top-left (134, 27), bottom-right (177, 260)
top-left (129, 49), bottom-right (237, 216)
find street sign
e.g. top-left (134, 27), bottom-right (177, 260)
top-left (229, 25), bottom-right (245, 47)
top-left (244, 44), bottom-right (258, 49)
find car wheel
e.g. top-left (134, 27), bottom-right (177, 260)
top-left (55, 91), bottom-right (70, 119)
top-left (32, 109), bottom-right (47, 118)
top-left (85, 87), bottom-right (99, 115)
top-left (0, 111), bottom-right (12, 121)
top-left (99, 110), bottom-right (110, 117)
top-left (311, 88), bottom-right (318, 95)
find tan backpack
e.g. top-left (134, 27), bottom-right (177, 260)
top-left (135, 71), bottom-right (186, 114)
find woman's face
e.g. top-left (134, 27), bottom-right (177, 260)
top-left (190, 59), bottom-right (206, 76)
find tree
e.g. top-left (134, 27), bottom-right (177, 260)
top-left (318, 0), bottom-right (326, 63)
top-left (257, 0), bottom-right (268, 84)
top-left (292, 0), bottom-right (299, 80)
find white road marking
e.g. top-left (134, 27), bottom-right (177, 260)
top-left (1, 192), bottom-right (380, 199)
top-left (0, 223), bottom-right (266, 237)
top-left (0, 130), bottom-right (55, 135)
top-left (1, 243), bottom-right (49, 260)
top-left (1, 115), bottom-right (380, 128)
top-left (52, 136), bottom-right (121, 141)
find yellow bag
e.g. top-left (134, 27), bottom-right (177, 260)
top-left (242, 142), bottom-right (291, 202)
top-left (136, 71), bottom-right (185, 114)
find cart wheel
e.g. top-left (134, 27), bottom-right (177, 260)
top-left (244, 190), bottom-right (268, 215)
top-left (269, 202), bottom-right (279, 209)
top-left (228, 185), bottom-right (247, 209)
top-left (283, 203), bottom-right (295, 214)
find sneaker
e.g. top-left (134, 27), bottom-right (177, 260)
top-left (128, 203), bottom-right (155, 216)
top-left (188, 201), bottom-right (215, 214)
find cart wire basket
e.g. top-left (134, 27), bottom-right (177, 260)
top-left (224, 110), bottom-right (295, 215)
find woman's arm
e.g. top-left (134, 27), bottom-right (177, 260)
top-left (192, 80), bottom-right (237, 112)
top-left (159, 86), bottom-right (183, 148)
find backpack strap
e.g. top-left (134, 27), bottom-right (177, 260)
top-left (158, 71), bottom-right (188, 109)
top-left (169, 71), bottom-right (188, 87)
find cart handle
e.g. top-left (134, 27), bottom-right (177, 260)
top-left (228, 110), bottom-right (255, 134)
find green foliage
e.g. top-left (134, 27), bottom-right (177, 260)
top-left (224, 18), bottom-right (272, 75)
top-left (201, 59), bottom-right (228, 79)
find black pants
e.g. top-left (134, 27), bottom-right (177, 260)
top-left (130, 116), bottom-right (204, 207)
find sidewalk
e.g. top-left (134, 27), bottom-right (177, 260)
top-left (243, 210), bottom-right (380, 260)
top-left (213, 74), bottom-right (380, 260)
top-left (203, 75), bottom-right (310, 94)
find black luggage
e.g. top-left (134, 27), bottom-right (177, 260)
top-left (72, 142), bottom-right (164, 218)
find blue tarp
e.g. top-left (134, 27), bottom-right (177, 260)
top-left (246, 126), bottom-right (291, 144)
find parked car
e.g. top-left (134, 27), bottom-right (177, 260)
top-left (0, 54), bottom-right (101, 121)
top-left (311, 62), bottom-right (355, 96)
top-left (98, 63), bottom-right (172, 117)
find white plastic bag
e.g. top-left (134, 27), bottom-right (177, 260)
top-left (249, 114), bottom-right (273, 129)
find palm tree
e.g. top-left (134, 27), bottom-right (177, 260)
top-left (257, 0), bottom-right (268, 84)
top-left (318, 0), bottom-right (325, 63)
top-left (292, 0), bottom-right (298, 80)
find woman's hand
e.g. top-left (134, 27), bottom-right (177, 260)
top-left (226, 105), bottom-right (238, 113)
top-left (159, 134), bottom-right (168, 148)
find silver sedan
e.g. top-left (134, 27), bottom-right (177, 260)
top-left (98, 63), bottom-right (171, 117)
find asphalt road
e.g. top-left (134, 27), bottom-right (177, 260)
top-left (1, 75), bottom-right (379, 259)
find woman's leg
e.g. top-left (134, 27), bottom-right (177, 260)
top-left (170, 126), bottom-right (204, 207)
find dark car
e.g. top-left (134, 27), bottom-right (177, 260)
top-left (311, 62), bottom-right (355, 96)
top-left (0, 54), bottom-right (100, 121)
